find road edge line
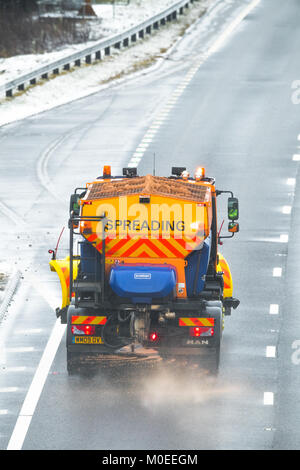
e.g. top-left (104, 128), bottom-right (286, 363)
top-left (6, 319), bottom-right (66, 450)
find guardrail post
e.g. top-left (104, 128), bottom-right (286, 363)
top-left (18, 84), bottom-right (24, 91)
top-left (161, 17), bottom-right (166, 26)
top-left (6, 89), bottom-right (13, 97)
top-left (153, 21), bottom-right (159, 30)
top-left (95, 51), bottom-right (101, 60)
top-left (114, 41), bottom-right (121, 49)
top-left (146, 25), bottom-right (151, 34)
top-left (85, 55), bottom-right (92, 64)
top-left (30, 78), bottom-right (36, 85)
top-left (131, 33), bottom-right (137, 42)
top-left (53, 68), bottom-right (59, 75)
top-left (139, 29), bottom-right (144, 38)
top-left (41, 72), bottom-right (48, 80)
top-left (123, 37), bottom-right (129, 47)
top-left (64, 63), bottom-right (70, 71)
top-left (75, 59), bottom-right (81, 67)
top-left (105, 47), bottom-right (110, 56)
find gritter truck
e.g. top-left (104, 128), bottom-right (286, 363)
top-left (49, 165), bottom-right (240, 374)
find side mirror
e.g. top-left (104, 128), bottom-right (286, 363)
top-left (228, 197), bottom-right (239, 221)
top-left (69, 194), bottom-right (80, 216)
top-left (228, 221), bottom-right (239, 233)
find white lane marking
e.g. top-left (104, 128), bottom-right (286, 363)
top-left (158, 112), bottom-right (170, 117)
top-left (153, 117), bottom-right (167, 123)
top-left (207, 0), bottom-right (261, 57)
top-left (266, 346), bottom-right (276, 358)
top-left (282, 205), bottom-right (292, 214)
top-left (279, 234), bottom-right (289, 243)
top-left (273, 267), bottom-right (282, 277)
top-left (269, 304), bottom-right (279, 315)
top-left (0, 387), bottom-right (19, 393)
top-left (0, 410), bottom-right (8, 415)
top-left (7, 416), bottom-right (32, 450)
top-left (15, 329), bottom-right (43, 335)
top-left (287, 178), bottom-right (296, 186)
top-left (136, 144), bottom-right (149, 153)
top-left (185, 72), bottom-right (196, 78)
top-left (133, 151), bottom-right (144, 157)
top-left (37, 134), bottom-right (69, 202)
top-left (6, 347), bottom-right (35, 353)
top-left (264, 392), bottom-right (274, 406)
top-left (137, 138), bottom-right (149, 145)
top-left (3, 367), bottom-right (27, 372)
top-left (293, 154), bottom-right (300, 161)
top-left (7, 319), bottom-right (66, 450)
top-left (144, 131), bottom-right (157, 138)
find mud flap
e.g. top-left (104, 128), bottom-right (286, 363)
top-left (159, 304), bottom-right (222, 374)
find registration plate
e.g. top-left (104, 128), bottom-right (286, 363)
top-left (73, 337), bottom-right (103, 344)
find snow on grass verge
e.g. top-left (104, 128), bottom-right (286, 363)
top-left (0, 0), bottom-right (210, 127)
top-left (0, 262), bottom-right (11, 307)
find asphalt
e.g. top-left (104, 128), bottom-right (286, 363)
top-left (0, 0), bottom-right (300, 451)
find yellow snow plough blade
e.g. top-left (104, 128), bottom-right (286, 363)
top-left (217, 253), bottom-right (233, 299)
top-left (49, 257), bottom-right (79, 310)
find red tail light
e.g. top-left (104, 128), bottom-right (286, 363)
top-left (71, 325), bottom-right (96, 335)
top-left (190, 327), bottom-right (201, 337)
top-left (189, 327), bottom-right (214, 337)
top-left (149, 332), bottom-right (159, 342)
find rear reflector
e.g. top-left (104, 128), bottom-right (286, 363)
top-left (71, 316), bottom-right (107, 325)
top-left (179, 318), bottom-right (214, 327)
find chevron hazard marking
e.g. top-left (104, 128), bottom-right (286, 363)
top-left (179, 318), bottom-right (215, 327)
